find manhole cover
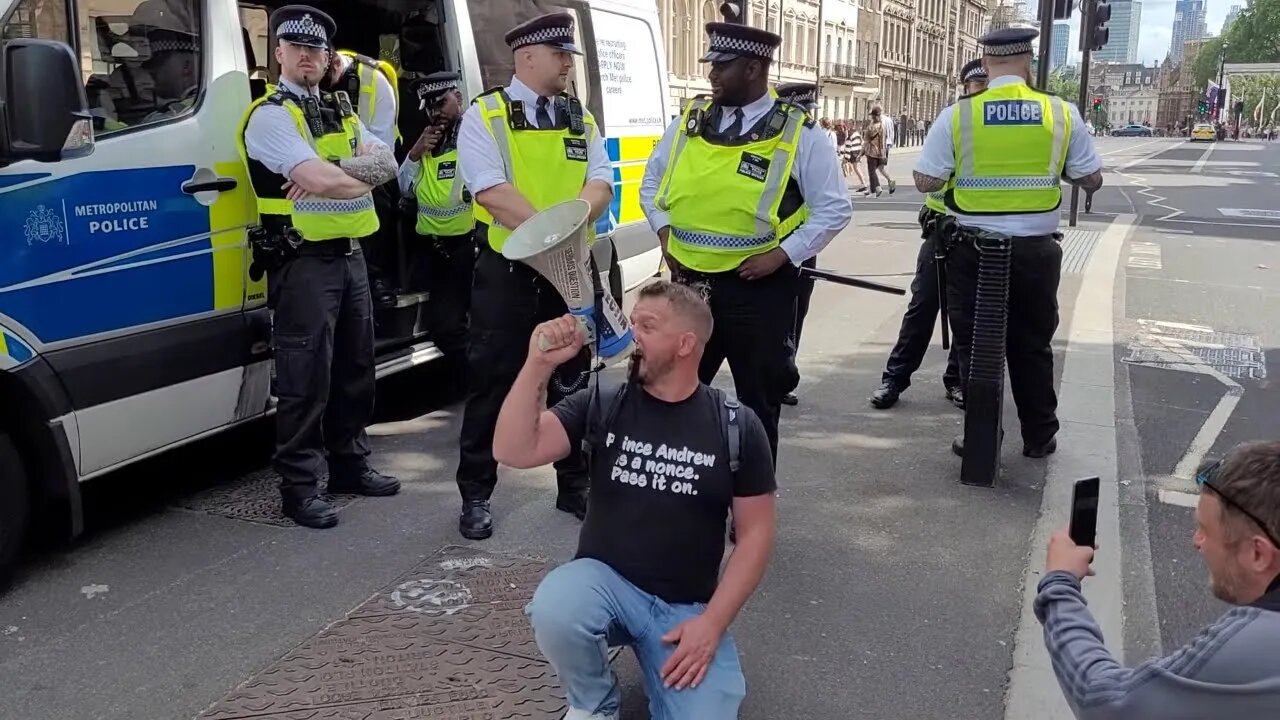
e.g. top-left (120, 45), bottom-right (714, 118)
top-left (1123, 320), bottom-right (1267, 380)
top-left (196, 546), bottom-right (584, 720)
top-left (172, 468), bottom-right (361, 527)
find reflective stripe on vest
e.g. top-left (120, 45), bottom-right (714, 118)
top-left (655, 98), bottom-right (809, 273)
top-left (948, 83), bottom-right (1070, 215)
top-left (413, 146), bottom-right (474, 236)
top-left (235, 88), bottom-right (380, 241)
top-left (924, 189), bottom-right (948, 213)
top-left (472, 91), bottom-right (597, 253)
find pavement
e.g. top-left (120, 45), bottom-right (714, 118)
top-left (0, 135), bottom-right (1275, 719)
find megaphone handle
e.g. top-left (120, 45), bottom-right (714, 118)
top-left (538, 315), bottom-right (593, 352)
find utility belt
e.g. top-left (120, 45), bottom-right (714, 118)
top-left (248, 223), bottom-right (358, 281)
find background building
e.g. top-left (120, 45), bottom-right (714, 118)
top-left (1050, 20), bottom-right (1069, 71)
top-left (1222, 4), bottom-right (1242, 34)
top-left (820, 0), bottom-right (876, 120)
top-left (1169, 0), bottom-right (1207, 61)
top-left (1095, 0), bottom-right (1140, 64)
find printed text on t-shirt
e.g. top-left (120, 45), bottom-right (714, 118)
top-left (604, 431), bottom-right (716, 496)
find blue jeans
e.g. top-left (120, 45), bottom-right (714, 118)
top-left (525, 558), bottom-right (747, 719)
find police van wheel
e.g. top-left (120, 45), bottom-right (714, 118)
top-left (0, 432), bottom-right (30, 587)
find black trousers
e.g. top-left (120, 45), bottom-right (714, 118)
top-left (268, 240), bottom-right (376, 500)
top-left (791, 255), bottom-right (817, 350)
top-left (360, 181), bottom-right (399, 290)
top-left (945, 233), bottom-right (1062, 446)
top-left (408, 231), bottom-right (476, 374)
top-left (882, 234), bottom-right (961, 390)
top-left (455, 236), bottom-right (590, 501)
top-left (675, 264), bottom-right (799, 464)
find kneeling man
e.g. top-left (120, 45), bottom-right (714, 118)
top-left (494, 280), bottom-right (777, 720)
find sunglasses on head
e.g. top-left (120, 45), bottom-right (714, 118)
top-left (1197, 458), bottom-right (1280, 549)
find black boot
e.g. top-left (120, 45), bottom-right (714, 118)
top-left (329, 467), bottom-right (401, 496)
top-left (282, 495), bottom-right (339, 529)
top-left (459, 499), bottom-right (493, 540)
top-left (555, 490), bottom-right (588, 521)
top-left (946, 385), bottom-right (966, 409)
top-left (951, 433), bottom-right (964, 457)
top-left (1023, 437), bottom-right (1058, 458)
top-left (870, 381), bottom-right (903, 409)
top-left (781, 392), bottom-right (799, 406)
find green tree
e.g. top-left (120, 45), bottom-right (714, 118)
top-left (1191, 0), bottom-right (1280, 88)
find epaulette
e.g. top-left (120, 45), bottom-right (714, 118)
top-left (776, 99), bottom-right (815, 128)
top-left (958, 88), bottom-right (988, 99)
top-left (350, 53), bottom-right (379, 69)
top-left (264, 90), bottom-right (289, 106)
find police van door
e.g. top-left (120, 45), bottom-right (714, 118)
top-left (0, 0), bottom-right (262, 477)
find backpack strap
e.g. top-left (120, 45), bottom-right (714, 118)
top-left (581, 375), bottom-right (629, 466)
top-left (713, 388), bottom-right (742, 474)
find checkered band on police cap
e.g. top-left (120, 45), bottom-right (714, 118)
top-left (278, 14), bottom-right (328, 44)
top-left (709, 30), bottom-right (774, 59)
top-left (149, 37), bottom-right (197, 53)
top-left (961, 59), bottom-right (987, 83)
top-left (777, 83), bottom-right (816, 105)
top-left (509, 25), bottom-right (572, 48)
top-left (505, 13), bottom-right (577, 50)
top-left (979, 27), bottom-right (1038, 57)
top-left (417, 73), bottom-right (459, 100)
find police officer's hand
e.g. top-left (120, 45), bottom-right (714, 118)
top-left (530, 315), bottom-right (586, 368)
top-left (737, 247), bottom-right (790, 280)
top-left (657, 227), bottom-right (683, 275)
top-left (281, 180), bottom-right (312, 202)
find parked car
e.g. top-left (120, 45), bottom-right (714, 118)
top-left (1113, 123), bottom-right (1154, 137)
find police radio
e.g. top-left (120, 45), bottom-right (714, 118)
top-left (334, 90), bottom-right (354, 119)
top-left (300, 95), bottom-right (325, 138)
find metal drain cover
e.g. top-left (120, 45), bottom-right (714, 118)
top-left (173, 468), bottom-right (361, 527)
top-left (196, 546), bottom-right (572, 719)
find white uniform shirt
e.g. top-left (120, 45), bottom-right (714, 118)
top-left (639, 91), bottom-right (853, 266)
top-left (336, 53), bottom-right (398, 149)
top-left (243, 77), bottom-right (386, 179)
top-left (913, 75), bottom-right (1102, 236)
top-left (456, 75), bottom-right (612, 198)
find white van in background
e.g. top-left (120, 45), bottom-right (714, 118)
top-left (0, 0), bottom-right (670, 579)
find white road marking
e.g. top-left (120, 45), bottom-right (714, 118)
top-left (1158, 489), bottom-right (1200, 508)
top-left (1004, 215), bottom-right (1137, 720)
top-left (1190, 143), bottom-right (1217, 174)
top-left (1126, 241), bottom-right (1163, 270)
top-left (1219, 208), bottom-right (1280, 219)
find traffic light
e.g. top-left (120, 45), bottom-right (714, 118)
top-left (718, 2), bottom-right (744, 23)
top-left (1092, 96), bottom-right (1103, 112)
top-left (1088, 0), bottom-right (1111, 52)
top-left (1197, 98), bottom-right (1208, 114)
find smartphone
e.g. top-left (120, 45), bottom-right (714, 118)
top-left (1069, 477), bottom-right (1101, 548)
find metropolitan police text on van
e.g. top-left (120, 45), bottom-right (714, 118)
top-left (74, 200), bottom-right (158, 233)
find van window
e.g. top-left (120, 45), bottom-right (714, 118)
top-left (1, 0), bottom-right (72, 44)
top-left (78, 0), bottom-right (204, 136)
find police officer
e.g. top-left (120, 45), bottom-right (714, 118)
top-left (773, 81), bottom-right (821, 408)
top-left (398, 71), bottom-right (474, 381)
top-left (453, 12), bottom-right (614, 539)
top-left (326, 43), bottom-right (400, 305)
top-left (239, 5), bottom-right (401, 528)
top-left (641, 23), bottom-right (852, 463)
top-left (912, 28), bottom-right (1103, 458)
top-left (868, 58), bottom-right (987, 411)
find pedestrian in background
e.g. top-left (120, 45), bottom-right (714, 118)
top-left (863, 108), bottom-right (886, 197)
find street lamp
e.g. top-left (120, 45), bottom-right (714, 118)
top-left (1216, 42), bottom-right (1229, 120)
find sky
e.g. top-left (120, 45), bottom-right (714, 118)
top-left (1056, 0), bottom-right (1234, 66)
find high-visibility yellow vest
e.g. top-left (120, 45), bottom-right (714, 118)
top-left (655, 97), bottom-right (810, 273)
top-left (924, 185), bottom-right (949, 213)
top-left (337, 50), bottom-right (401, 143)
top-left (411, 125), bottom-right (474, 236)
top-left (946, 81), bottom-right (1072, 215)
top-left (471, 89), bottom-right (599, 253)
top-left (236, 86), bottom-right (380, 241)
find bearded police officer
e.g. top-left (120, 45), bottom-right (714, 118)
top-left (398, 72), bottom-right (474, 382)
top-left (239, 5), bottom-right (401, 528)
top-left (868, 58), bottom-right (987, 411)
top-left (641, 24), bottom-right (852, 463)
top-left (453, 12), bottom-right (613, 540)
top-left (772, 81), bottom-right (820, 408)
top-left (912, 28), bottom-right (1102, 459)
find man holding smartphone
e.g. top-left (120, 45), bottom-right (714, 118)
top-left (1035, 440), bottom-right (1280, 719)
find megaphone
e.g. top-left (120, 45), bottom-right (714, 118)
top-left (502, 199), bottom-right (635, 365)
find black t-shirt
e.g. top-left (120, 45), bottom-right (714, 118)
top-left (551, 382), bottom-right (776, 604)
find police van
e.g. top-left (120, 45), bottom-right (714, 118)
top-left (0, 0), bottom-right (670, 578)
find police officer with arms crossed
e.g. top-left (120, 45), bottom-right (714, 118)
top-left (239, 5), bottom-right (401, 528)
top-left (911, 28), bottom-right (1103, 458)
top-left (641, 23), bottom-right (852, 463)
top-left (398, 72), bottom-right (474, 382)
top-left (772, 81), bottom-right (819, 409)
top-left (453, 12), bottom-right (614, 540)
top-left (326, 40), bottom-right (400, 305)
top-left (868, 58), bottom-right (987, 412)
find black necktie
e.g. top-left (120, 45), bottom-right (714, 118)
top-left (536, 96), bottom-right (553, 129)
top-left (724, 108), bottom-right (744, 137)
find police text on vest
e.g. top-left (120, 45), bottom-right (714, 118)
top-left (983, 100), bottom-right (1043, 126)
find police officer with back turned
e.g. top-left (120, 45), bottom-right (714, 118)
top-left (454, 12), bottom-right (614, 540)
top-left (773, 81), bottom-right (820, 409)
top-left (239, 6), bottom-right (401, 528)
top-left (868, 58), bottom-right (987, 412)
top-left (641, 23), bottom-right (852, 464)
top-left (912, 28), bottom-right (1102, 459)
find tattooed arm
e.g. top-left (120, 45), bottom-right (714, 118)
top-left (493, 316), bottom-right (585, 469)
top-left (339, 142), bottom-right (398, 188)
top-left (1068, 169), bottom-right (1104, 192)
top-left (914, 171), bottom-right (948, 193)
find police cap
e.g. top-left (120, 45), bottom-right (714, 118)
top-left (701, 22), bottom-right (781, 63)
top-left (271, 5), bottom-right (335, 50)
top-left (775, 81), bottom-right (817, 109)
top-left (960, 58), bottom-right (988, 84)
top-left (417, 71), bottom-right (461, 109)
top-left (505, 12), bottom-right (582, 56)
top-left (130, 0), bottom-right (198, 53)
top-left (978, 26), bottom-right (1038, 57)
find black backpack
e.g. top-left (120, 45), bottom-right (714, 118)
top-left (580, 376), bottom-right (742, 475)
